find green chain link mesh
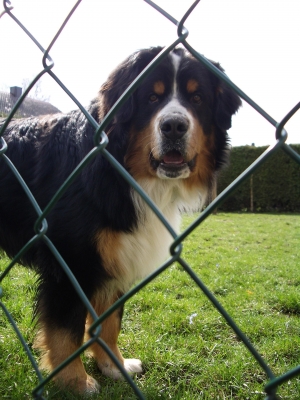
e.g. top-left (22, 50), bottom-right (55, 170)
top-left (0, 1), bottom-right (299, 399)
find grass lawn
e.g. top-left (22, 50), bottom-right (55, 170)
top-left (0, 212), bottom-right (300, 399)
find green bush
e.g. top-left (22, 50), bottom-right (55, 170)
top-left (217, 144), bottom-right (300, 212)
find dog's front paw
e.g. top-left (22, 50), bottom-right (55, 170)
top-left (124, 358), bottom-right (143, 375)
top-left (56, 373), bottom-right (100, 394)
top-left (83, 374), bottom-right (101, 394)
top-left (99, 358), bottom-right (143, 380)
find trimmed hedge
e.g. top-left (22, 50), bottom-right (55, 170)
top-left (217, 144), bottom-right (300, 212)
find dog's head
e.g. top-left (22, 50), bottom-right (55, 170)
top-left (98, 46), bottom-right (241, 187)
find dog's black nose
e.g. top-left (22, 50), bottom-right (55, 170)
top-left (160, 116), bottom-right (189, 140)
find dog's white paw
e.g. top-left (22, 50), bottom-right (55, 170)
top-left (99, 358), bottom-right (143, 380)
top-left (124, 358), bottom-right (143, 374)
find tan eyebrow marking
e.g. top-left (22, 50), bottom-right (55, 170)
top-left (187, 79), bottom-right (199, 93)
top-left (153, 81), bottom-right (165, 95)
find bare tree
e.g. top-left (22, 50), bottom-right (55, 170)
top-left (21, 77), bottom-right (51, 102)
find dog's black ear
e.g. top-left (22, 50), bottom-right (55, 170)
top-left (212, 63), bottom-right (242, 131)
top-left (99, 47), bottom-right (163, 128)
top-left (97, 47), bottom-right (163, 164)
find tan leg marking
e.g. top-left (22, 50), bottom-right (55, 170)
top-left (94, 228), bottom-right (125, 278)
top-left (34, 327), bottom-right (99, 393)
top-left (86, 295), bottom-right (142, 380)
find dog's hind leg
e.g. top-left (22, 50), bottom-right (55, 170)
top-left (85, 292), bottom-right (143, 380)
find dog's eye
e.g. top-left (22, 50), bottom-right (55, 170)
top-left (191, 94), bottom-right (201, 104)
top-left (149, 94), bottom-right (159, 103)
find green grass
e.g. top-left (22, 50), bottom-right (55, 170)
top-left (1, 213), bottom-right (300, 399)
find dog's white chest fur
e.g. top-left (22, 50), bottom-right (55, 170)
top-left (116, 179), bottom-right (206, 291)
top-left (118, 200), bottom-right (179, 286)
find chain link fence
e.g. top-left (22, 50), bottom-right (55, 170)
top-left (0, 0), bottom-right (299, 399)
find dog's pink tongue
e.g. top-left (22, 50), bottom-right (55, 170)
top-left (163, 150), bottom-right (184, 164)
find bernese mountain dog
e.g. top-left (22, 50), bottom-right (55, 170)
top-left (0, 46), bottom-right (241, 393)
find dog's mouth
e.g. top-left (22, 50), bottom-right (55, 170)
top-left (150, 150), bottom-right (196, 178)
top-left (162, 149), bottom-right (185, 166)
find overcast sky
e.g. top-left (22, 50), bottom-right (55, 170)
top-left (1, 0), bottom-right (299, 147)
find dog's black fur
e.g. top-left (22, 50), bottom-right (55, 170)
top-left (0, 46), bottom-right (241, 392)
